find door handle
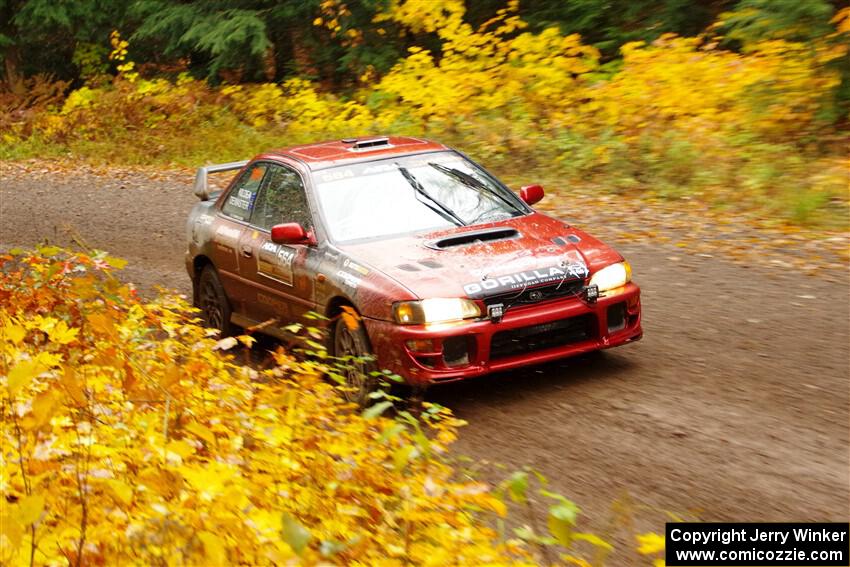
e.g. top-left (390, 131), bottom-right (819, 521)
top-left (241, 245), bottom-right (253, 258)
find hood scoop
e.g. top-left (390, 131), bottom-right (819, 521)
top-left (552, 234), bottom-right (581, 246)
top-left (396, 258), bottom-right (445, 271)
top-left (427, 227), bottom-right (520, 250)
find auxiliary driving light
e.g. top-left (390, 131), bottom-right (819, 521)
top-left (487, 303), bottom-right (505, 323)
top-left (585, 284), bottom-right (599, 303)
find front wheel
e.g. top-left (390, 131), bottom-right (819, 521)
top-left (196, 265), bottom-right (234, 336)
top-left (331, 314), bottom-right (377, 406)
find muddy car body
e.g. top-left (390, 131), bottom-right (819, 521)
top-left (186, 136), bottom-right (642, 399)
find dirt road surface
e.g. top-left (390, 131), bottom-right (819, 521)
top-left (2, 163), bottom-right (848, 553)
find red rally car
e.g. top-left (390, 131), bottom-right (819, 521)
top-left (186, 136), bottom-right (642, 402)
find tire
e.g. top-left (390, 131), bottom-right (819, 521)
top-left (196, 265), bottom-right (234, 336)
top-left (331, 314), bottom-right (377, 406)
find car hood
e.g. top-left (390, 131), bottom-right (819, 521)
top-left (339, 212), bottom-right (624, 300)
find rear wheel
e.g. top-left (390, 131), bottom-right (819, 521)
top-left (196, 266), bottom-right (233, 336)
top-left (331, 314), bottom-right (377, 406)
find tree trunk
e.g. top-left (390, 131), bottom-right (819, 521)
top-left (263, 44), bottom-right (276, 82)
top-left (1, 0), bottom-right (25, 94)
top-left (3, 43), bottom-right (26, 95)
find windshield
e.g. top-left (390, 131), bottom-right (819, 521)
top-left (313, 151), bottom-right (527, 243)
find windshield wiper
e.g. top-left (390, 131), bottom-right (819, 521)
top-left (428, 162), bottom-right (525, 214)
top-left (396, 164), bottom-right (466, 227)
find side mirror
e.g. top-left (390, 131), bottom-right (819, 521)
top-left (520, 184), bottom-right (544, 206)
top-left (271, 223), bottom-right (314, 245)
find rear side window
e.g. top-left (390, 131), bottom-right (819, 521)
top-left (251, 164), bottom-right (312, 231)
top-left (221, 163), bottom-right (268, 221)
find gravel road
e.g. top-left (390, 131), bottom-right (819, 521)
top-left (2, 162), bottom-right (847, 552)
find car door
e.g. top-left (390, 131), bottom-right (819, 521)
top-left (213, 161), bottom-right (269, 314)
top-left (240, 163), bottom-right (317, 325)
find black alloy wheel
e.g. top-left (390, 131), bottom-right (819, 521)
top-left (332, 315), bottom-right (377, 406)
top-left (197, 266), bottom-right (233, 336)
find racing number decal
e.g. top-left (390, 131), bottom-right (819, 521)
top-left (257, 241), bottom-right (296, 286)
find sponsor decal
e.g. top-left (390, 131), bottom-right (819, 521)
top-left (316, 169), bottom-right (355, 183)
top-left (463, 262), bottom-right (588, 298)
top-left (257, 292), bottom-right (290, 315)
top-left (277, 248), bottom-right (295, 267)
top-left (258, 241), bottom-right (296, 285)
top-left (215, 225), bottom-right (242, 245)
top-left (343, 257), bottom-right (369, 276)
top-left (192, 214), bottom-right (215, 243)
top-left (336, 270), bottom-right (361, 290)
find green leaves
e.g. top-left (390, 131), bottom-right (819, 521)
top-left (500, 469), bottom-right (615, 561)
top-left (132, 3), bottom-right (272, 79)
top-left (505, 471), bottom-right (529, 503)
top-left (547, 497), bottom-right (580, 546)
top-left (362, 400), bottom-right (393, 419)
top-left (281, 512), bottom-right (312, 556)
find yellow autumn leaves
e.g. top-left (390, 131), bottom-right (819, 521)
top-left (1, 248), bottom-right (528, 565)
top-left (14, 1), bottom-right (847, 153)
top-left (4, 2), bottom-right (847, 225)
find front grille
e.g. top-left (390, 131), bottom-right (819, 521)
top-left (490, 314), bottom-right (594, 359)
top-left (483, 280), bottom-right (585, 308)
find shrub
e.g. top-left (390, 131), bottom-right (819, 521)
top-left (1, 3), bottom-right (847, 226)
top-left (2, 248), bottom-right (667, 565)
top-left (0, 248), bottom-right (529, 565)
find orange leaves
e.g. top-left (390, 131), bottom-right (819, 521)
top-left (832, 7), bottom-right (850, 34)
top-left (60, 366), bottom-right (87, 406)
top-left (340, 304), bottom-right (361, 331)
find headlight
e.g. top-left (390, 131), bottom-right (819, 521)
top-left (589, 261), bottom-right (631, 293)
top-left (393, 298), bottom-right (481, 325)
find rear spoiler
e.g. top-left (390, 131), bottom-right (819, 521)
top-left (193, 160), bottom-right (249, 201)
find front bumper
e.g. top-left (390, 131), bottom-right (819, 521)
top-left (363, 283), bottom-right (642, 386)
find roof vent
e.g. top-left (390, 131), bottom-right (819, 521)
top-left (350, 137), bottom-right (392, 151)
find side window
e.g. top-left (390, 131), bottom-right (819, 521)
top-left (221, 163), bottom-right (268, 221)
top-left (251, 164), bottom-right (313, 231)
